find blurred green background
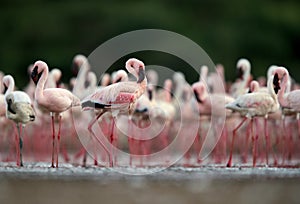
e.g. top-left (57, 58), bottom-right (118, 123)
top-left (0, 0), bottom-right (299, 87)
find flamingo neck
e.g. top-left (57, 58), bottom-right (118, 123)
top-left (267, 75), bottom-right (278, 105)
top-left (35, 65), bottom-right (48, 99)
top-left (278, 73), bottom-right (289, 107)
top-left (5, 77), bottom-right (15, 96)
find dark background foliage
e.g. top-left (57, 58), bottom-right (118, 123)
top-left (1, 0), bottom-right (299, 87)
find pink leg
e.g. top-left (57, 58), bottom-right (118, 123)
top-left (88, 112), bottom-right (112, 167)
top-left (16, 124), bottom-right (23, 167)
top-left (264, 117), bottom-right (269, 166)
top-left (56, 114), bottom-right (62, 168)
top-left (127, 119), bottom-right (133, 166)
top-left (281, 116), bottom-right (286, 165)
top-left (194, 131), bottom-right (202, 164)
top-left (109, 118), bottom-right (116, 166)
top-left (297, 113), bottom-right (300, 140)
top-left (242, 121), bottom-right (251, 163)
top-left (61, 144), bottom-right (70, 163)
top-left (51, 113), bottom-right (55, 168)
top-left (253, 118), bottom-right (258, 167)
top-left (227, 117), bottom-right (248, 167)
top-left (14, 124), bottom-right (20, 166)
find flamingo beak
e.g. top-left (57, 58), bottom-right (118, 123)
top-left (147, 88), bottom-right (153, 101)
top-left (273, 73), bottom-right (281, 94)
top-left (72, 61), bottom-right (80, 77)
top-left (237, 67), bottom-right (244, 80)
top-left (137, 69), bottom-right (145, 83)
top-left (31, 66), bottom-right (43, 85)
top-left (193, 90), bottom-right (203, 103)
top-left (3, 84), bottom-right (8, 94)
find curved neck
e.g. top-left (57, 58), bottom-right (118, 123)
top-left (35, 65), bottom-right (48, 98)
top-left (267, 74), bottom-right (278, 102)
top-left (278, 72), bottom-right (289, 107)
top-left (4, 76), bottom-right (15, 96)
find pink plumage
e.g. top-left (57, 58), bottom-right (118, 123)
top-left (31, 60), bottom-right (80, 168)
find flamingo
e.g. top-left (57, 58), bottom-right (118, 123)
top-left (192, 81), bottom-right (234, 163)
top-left (81, 58), bottom-right (147, 167)
top-left (31, 60), bottom-right (81, 168)
top-left (72, 54), bottom-right (91, 100)
top-left (273, 67), bottom-right (300, 162)
top-left (45, 68), bottom-right (62, 89)
top-left (225, 71), bottom-right (280, 167)
top-left (3, 75), bottom-right (35, 166)
top-left (230, 58), bottom-right (252, 98)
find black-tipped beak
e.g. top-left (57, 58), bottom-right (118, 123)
top-left (237, 67), bottom-right (244, 80)
top-left (72, 61), bottom-right (80, 77)
top-left (147, 88), bottom-right (153, 101)
top-left (31, 66), bottom-right (42, 85)
top-left (115, 77), bottom-right (122, 83)
top-left (3, 84), bottom-right (8, 94)
top-left (193, 90), bottom-right (203, 103)
top-left (137, 69), bottom-right (145, 83)
top-left (273, 73), bottom-right (281, 94)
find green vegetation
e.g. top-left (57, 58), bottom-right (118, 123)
top-left (0, 0), bottom-right (299, 87)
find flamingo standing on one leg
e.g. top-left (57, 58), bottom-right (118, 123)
top-left (3, 75), bottom-right (35, 166)
top-left (31, 60), bottom-right (81, 168)
top-left (225, 71), bottom-right (280, 167)
top-left (81, 58), bottom-right (147, 167)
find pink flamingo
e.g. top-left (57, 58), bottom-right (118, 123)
top-left (230, 58), bottom-right (252, 98)
top-left (31, 60), bottom-right (81, 168)
top-left (81, 58), bottom-right (147, 167)
top-left (225, 71), bottom-right (280, 167)
top-left (3, 75), bottom-right (35, 166)
top-left (72, 54), bottom-right (91, 100)
top-left (193, 81), bottom-right (234, 163)
top-left (273, 67), bottom-right (300, 162)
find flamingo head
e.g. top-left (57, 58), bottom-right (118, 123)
top-left (273, 66), bottom-right (289, 80)
top-left (272, 67), bottom-right (289, 94)
top-left (112, 70), bottom-right (128, 83)
top-left (125, 58), bottom-right (145, 83)
top-left (248, 80), bottom-right (260, 93)
top-left (273, 72), bottom-right (281, 94)
top-left (146, 69), bottom-right (158, 86)
top-left (98, 73), bottom-right (110, 87)
top-left (50, 68), bottom-right (62, 88)
top-left (164, 79), bottom-right (172, 92)
top-left (31, 61), bottom-right (47, 85)
top-left (192, 82), bottom-right (206, 103)
top-left (2, 75), bottom-right (14, 94)
top-left (72, 54), bottom-right (89, 77)
top-left (236, 58), bottom-right (251, 80)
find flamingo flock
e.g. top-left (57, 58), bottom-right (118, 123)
top-left (0, 56), bottom-right (299, 168)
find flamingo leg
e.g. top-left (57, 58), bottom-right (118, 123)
top-left (51, 113), bottom-right (56, 168)
top-left (297, 113), bottom-right (300, 140)
top-left (83, 150), bottom-right (88, 167)
top-left (264, 117), bottom-right (269, 166)
top-left (14, 124), bottom-right (20, 166)
top-left (227, 117), bottom-right (248, 167)
top-left (56, 114), bottom-right (62, 168)
top-left (242, 120), bottom-right (251, 163)
top-left (253, 118), bottom-right (258, 167)
top-left (16, 123), bottom-right (24, 167)
top-left (88, 111), bottom-right (112, 167)
top-left (128, 118), bottom-right (133, 166)
top-left (110, 118), bottom-right (116, 166)
top-left (281, 116), bottom-right (287, 165)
